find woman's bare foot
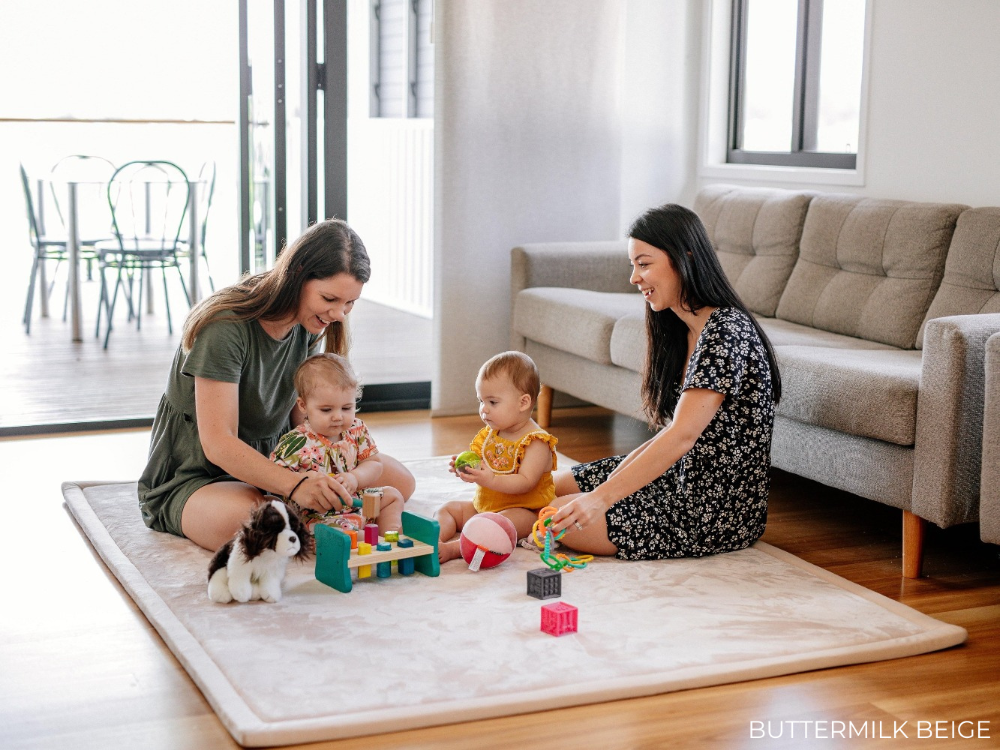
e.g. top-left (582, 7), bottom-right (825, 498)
top-left (438, 538), bottom-right (464, 564)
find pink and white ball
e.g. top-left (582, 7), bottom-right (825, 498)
top-left (460, 512), bottom-right (517, 571)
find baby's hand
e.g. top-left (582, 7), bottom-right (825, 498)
top-left (335, 471), bottom-right (360, 497)
top-left (325, 475), bottom-right (355, 510)
top-left (456, 462), bottom-right (493, 488)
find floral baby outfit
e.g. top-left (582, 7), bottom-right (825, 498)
top-left (270, 417), bottom-right (383, 529)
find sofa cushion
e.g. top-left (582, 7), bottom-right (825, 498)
top-left (610, 313), bottom-right (645, 372)
top-left (512, 288), bottom-right (642, 365)
top-left (694, 185), bottom-right (812, 318)
top-left (759, 317), bottom-right (898, 350)
top-left (775, 195), bottom-right (966, 349)
top-left (608, 314), bottom-right (902, 377)
top-left (917, 207), bottom-right (1000, 348)
top-left (776, 346), bottom-right (922, 446)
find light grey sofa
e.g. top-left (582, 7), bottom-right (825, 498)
top-left (982, 332), bottom-right (1000, 545)
top-left (510, 186), bottom-right (1000, 577)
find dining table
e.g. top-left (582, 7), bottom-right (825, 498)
top-left (38, 175), bottom-right (206, 343)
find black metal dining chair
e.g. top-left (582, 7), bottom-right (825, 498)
top-left (95, 160), bottom-right (191, 348)
top-left (49, 155), bottom-right (117, 224)
top-left (47, 154), bottom-right (117, 281)
top-left (20, 163), bottom-right (72, 334)
top-left (21, 156), bottom-right (119, 333)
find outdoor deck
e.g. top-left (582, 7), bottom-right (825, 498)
top-left (1, 265), bottom-right (432, 434)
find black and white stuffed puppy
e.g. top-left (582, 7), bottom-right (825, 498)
top-left (207, 499), bottom-right (313, 603)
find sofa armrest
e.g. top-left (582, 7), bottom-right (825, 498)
top-left (981, 332), bottom-right (1000, 544)
top-left (511, 240), bottom-right (634, 351)
top-left (511, 241), bottom-right (632, 297)
top-left (912, 313), bottom-right (1000, 527)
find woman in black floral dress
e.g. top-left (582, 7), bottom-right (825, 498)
top-left (549, 204), bottom-right (782, 560)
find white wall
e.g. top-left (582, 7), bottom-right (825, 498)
top-left (859, 0), bottom-right (1000, 206)
top-left (618, 0), bottom-right (703, 233)
top-left (431, 0), bottom-right (1000, 415)
top-left (433, 0), bottom-right (624, 414)
top-left (695, 0), bottom-right (1000, 207)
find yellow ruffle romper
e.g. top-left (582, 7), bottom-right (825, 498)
top-left (469, 426), bottom-right (558, 513)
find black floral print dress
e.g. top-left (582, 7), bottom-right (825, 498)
top-left (572, 307), bottom-right (775, 560)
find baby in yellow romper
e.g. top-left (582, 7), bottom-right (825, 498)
top-left (436, 351), bottom-right (558, 563)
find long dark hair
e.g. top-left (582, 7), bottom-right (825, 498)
top-left (629, 204), bottom-right (781, 428)
top-left (182, 219), bottom-right (370, 354)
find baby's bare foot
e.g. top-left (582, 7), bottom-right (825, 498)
top-left (438, 539), bottom-right (463, 564)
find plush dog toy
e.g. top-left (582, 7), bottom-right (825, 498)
top-left (207, 499), bottom-right (313, 603)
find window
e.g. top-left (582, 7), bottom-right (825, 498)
top-left (370, 0), bottom-right (433, 118)
top-left (728, 0), bottom-right (865, 169)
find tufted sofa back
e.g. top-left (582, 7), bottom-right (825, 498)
top-left (694, 184), bottom-right (813, 318)
top-left (916, 207), bottom-right (1000, 348)
top-left (774, 195), bottom-right (967, 349)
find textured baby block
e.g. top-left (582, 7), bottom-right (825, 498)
top-left (527, 568), bottom-right (562, 599)
top-left (541, 601), bottom-right (578, 636)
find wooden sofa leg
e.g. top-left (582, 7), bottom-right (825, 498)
top-left (902, 511), bottom-right (926, 579)
top-left (537, 385), bottom-right (553, 429)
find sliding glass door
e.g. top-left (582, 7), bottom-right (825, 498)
top-left (238, 0), bottom-right (432, 410)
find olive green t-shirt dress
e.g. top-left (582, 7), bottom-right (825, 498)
top-left (138, 315), bottom-right (318, 537)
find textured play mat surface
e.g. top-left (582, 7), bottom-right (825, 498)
top-left (64, 457), bottom-right (966, 747)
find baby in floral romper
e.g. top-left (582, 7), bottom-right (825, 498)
top-left (270, 353), bottom-right (403, 534)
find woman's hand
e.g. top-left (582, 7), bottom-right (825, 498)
top-left (291, 472), bottom-right (355, 513)
top-left (549, 492), bottom-right (609, 536)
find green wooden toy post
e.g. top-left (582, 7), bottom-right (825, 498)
top-left (314, 523), bottom-right (354, 593)
top-left (401, 511), bottom-right (440, 578)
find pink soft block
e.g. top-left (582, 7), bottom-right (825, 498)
top-left (541, 601), bottom-right (578, 636)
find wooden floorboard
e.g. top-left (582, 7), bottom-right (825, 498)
top-left (1, 407), bottom-right (998, 749)
top-left (1, 265), bottom-right (432, 431)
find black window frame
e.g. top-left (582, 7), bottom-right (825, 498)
top-left (728, 0), bottom-right (858, 170)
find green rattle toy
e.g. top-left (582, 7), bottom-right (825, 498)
top-left (454, 451), bottom-right (482, 472)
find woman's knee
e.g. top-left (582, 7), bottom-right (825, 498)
top-left (561, 523), bottom-right (618, 557)
top-left (181, 482), bottom-right (264, 551)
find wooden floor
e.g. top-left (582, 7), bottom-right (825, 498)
top-left (1, 264), bottom-right (432, 432)
top-left (1, 406), bottom-right (998, 749)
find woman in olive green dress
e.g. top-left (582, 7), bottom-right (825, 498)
top-left (138, 219), bottom-right (415, 552)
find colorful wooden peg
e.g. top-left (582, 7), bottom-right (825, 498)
top-left (362, 490), bottom-right (382, 523)
top-left (397, 537), bottom-right (415, 575)
top-left (376, 542), bottom-right (392, 578)
top-left (339, 526), bottom-right (358, 549)
top-left (358, 541), bottom-right (373, 579)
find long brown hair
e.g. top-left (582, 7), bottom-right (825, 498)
top-left (629, 204), bottom-right (781, 428)
top-left (181, 219), bottom-right (370, 353)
